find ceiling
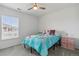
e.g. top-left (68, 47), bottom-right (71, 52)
top-left (0, 3), bottom-right (79, 17)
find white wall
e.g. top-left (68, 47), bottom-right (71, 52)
top-left (0, 5), bottom-right (79, 49)
top-left (0, 5), bottom-right (38, 49)
top-left (39, 6), bottom-right (79, 48)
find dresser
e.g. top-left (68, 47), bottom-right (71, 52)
top-left (61, 36), bottom-right (75, 50)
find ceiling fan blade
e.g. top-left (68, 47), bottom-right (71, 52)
top-left (39, 7), bottom-right (46, 10)
top-left (28, 7), bottom-right (33, 10)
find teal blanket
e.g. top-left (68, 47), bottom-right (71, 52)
top-left (22, 35), bottom-right (60, 56)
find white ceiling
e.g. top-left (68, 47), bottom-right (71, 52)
top-left (0, 3), bottom-right (79, 17)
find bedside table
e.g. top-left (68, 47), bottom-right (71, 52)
top-left (61, 36), bottom-right (75, 50)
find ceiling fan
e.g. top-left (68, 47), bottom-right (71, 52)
top-left (28, 3), bottom-right (46, 10)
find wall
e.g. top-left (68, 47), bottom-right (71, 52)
top-left (0, 5), bottom-right (79, 49)
top-left (39, 6), bottom-right (79, 48)
top-left (0, 5), bottom-right (38, 49)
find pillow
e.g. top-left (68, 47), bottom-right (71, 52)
top-left (49, 30), bottom-right (55, 35)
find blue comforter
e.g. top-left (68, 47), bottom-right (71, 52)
top-left (22, 34), bottom-right (61, 56)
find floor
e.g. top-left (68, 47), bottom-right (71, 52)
top-left (0, 44), bottom-right (79, 56)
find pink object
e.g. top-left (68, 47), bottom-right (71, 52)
top-left (61, 37), bottom-right (75, 50)
top-left (61, 37), bottom-right (68, 49)
top-left (67, 39), bottom-right (75, 50)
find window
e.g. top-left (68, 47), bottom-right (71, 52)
top-left (1, 16), bottom-right (19, 40)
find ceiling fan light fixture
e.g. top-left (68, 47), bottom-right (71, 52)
top-left (33, 6), bottom-right (38, 10)
top-left (28, 3), bottom-right (46, 10)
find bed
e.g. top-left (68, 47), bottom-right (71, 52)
top-left (21, 30), bottom-right (61, 56)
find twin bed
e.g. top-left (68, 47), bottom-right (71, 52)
top-left (22, 30), bottom-right (61, 56)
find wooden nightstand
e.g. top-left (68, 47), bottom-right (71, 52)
top-left (61, 36), bottom-right (75, 50)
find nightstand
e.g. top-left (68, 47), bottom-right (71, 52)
top-left (61, 36), bottom-right (75, 50)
